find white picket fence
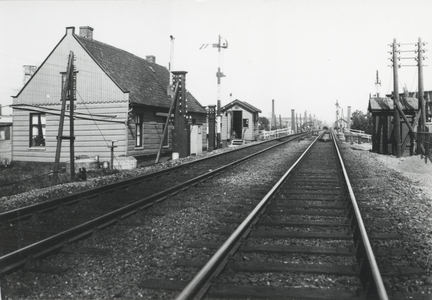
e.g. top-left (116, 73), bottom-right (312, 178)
top-left (261, 128), bottom-right (294, 139)
top-left (349, 129), bottom-right (372, 142)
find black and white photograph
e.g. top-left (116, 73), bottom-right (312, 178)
top-left (0, 0), bottom-right (431, 299)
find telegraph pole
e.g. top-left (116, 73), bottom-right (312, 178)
top-left (69, 58), bottom-right (77, 180)
top-left (418, 38), bottom-right (426, 138)
top-left (389, 38), bottom-right (429, 157)
top-left (418, 37), bottom-right (429, 157)
top-left (53, 51), bottom-right (77, 182)
top-left (392, 39), bottom-right (401, 157)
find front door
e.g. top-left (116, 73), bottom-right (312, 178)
top-left (233, 111), bottom-right (243, 139)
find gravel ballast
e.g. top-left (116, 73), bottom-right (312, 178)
top-left (1, 139), bottom-right (432, 299)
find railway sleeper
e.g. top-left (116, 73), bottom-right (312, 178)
top-left (187, 241), bottom-right (406, 257)
top-left (177, 258), bottom-right (360, 276)
top-left (208, 227), bottom-right (400, 240)
top-left (138, 279), bottom-right (365, 300)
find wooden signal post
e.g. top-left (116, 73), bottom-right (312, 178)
top-left (53, 51), bottom-right (77, 182)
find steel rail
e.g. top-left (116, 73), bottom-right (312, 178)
top-left (331, 130), bottom-right (388, 300)
top-left (175, 133), bottom-right (322, 300)
top-left (0, 133), bottom-right (307, 224)
top-left (0, 133), bottom-right (308, 277)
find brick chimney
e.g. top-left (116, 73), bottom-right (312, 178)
top-left (146, 55), bottom-right (156, 63)
top-left (79, 26), bottom-right (94, 39)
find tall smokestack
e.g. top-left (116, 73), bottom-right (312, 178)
top-left (272, 99), bottom-right (275, 129)
top-left (347, 106), bottom-right (352, 130)
top-left (291, 109), bottom-right (295, 133)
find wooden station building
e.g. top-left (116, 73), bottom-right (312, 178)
top-left (11, 26), bottom-right (207, 167)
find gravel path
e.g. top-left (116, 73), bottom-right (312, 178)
top-left (1, 138), bottom-right (432, 299)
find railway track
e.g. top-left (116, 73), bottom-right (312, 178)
top-left (139, 131), bottom-right (427, 300)
top-left (0, 132), bottom-right (309, 278)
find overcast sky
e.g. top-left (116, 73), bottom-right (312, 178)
top-left (1, 0), bottom-right (432, 125)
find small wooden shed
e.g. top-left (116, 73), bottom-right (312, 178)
top-left (220, 99), bottom-right (261, 146)
top-left (368, 96), bottom-right (418, 155)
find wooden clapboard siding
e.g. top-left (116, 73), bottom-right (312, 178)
top-left (12, 27), bottom-right (208, 164)
top-left (13, 118), bottom-right (127, 163)
top-left (126, 106), bottom-right (173, 157)
top-left (221, 114), bottom-right (228, 140)
top-left (13, 102), bottom-right (128, 163)
top-left (221, 109), bottom-right (254, 141)
top-left (127, 120), bottom-right (173, 157)
top-left (14, 30), bottom-right (128, 107)
top-left (12, 30), bottom-right (129, 163)
top-left (194, 114), bottom-right (207, 126)
top-left (243, 110), bottom-right (254, 141)
top-left (202, 123), bottom-right (207, 147)
top-left (220, 100), bottom-right (261, 144)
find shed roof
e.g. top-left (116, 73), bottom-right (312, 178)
top-left (368, 97), bottom-right (418, 113)
top-left (221, 99), bottom-right (262, 114)
top-left (74, 32), bottom-right (205, 114)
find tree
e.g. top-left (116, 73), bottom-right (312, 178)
top-left (258, 117), bottom-right (269, 130)
top-left (351, 110), bottom-right (372, 134)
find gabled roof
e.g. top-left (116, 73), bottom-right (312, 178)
top-left (74, 31), bottom-right (206, 114)
top-left (368, 96), bottom-right (418, 113)
top-left (221, 99), bottom-right (262, 113)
